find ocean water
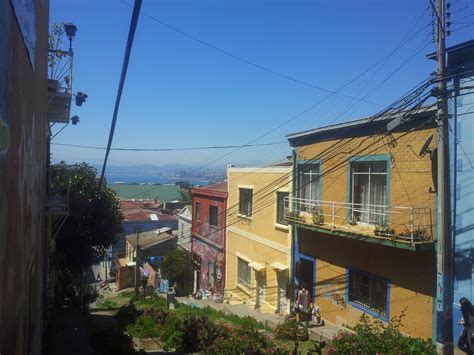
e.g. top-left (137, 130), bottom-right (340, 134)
top-left (105, 174), bottom-right (209, 186)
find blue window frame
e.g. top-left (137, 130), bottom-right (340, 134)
top-left (346, 267), bottom-right (390, 321)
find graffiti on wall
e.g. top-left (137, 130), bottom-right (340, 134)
top-left (10, 0), bottom-right (36, 69)
top-left (194, 239), bottom-right (224, 295)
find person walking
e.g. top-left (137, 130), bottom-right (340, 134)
top-left (458, 297), bottom-right (474, 354)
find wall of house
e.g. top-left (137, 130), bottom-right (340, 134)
top-left (191, 190), bottom-right (227, 295)
top-left (226, 168), bottom-right (291, 313)
top-left (293, 127), bottom-right (438, 339)
top-left (193, 238), bottom-right (225, 295)
top-left (451, 73), bottom-right (474, 340)
top-left (0, 1), bottom-right (49, 354)
top-left (177, 217), bottom-right (192, 251)
top-left (297, 228), bottom-right (435, 338)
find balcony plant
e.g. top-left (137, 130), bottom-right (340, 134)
top-left (286, 211), bottom-right (304, 223)
top-left (312, 209), bottom-right (325, 225)
top-left (401, 227), bottom-right (430, 241)
top-left (348, 214), bottom-right (358, 226)
top-left (374, 220), bottom-right (394, 237)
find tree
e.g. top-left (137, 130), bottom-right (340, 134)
top-left (161, 249), bottom-right (193, 295)
top-left (51, 162), bottom-right (123, 273)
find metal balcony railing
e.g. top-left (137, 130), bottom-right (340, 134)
top-left (284, 197), bottom-right (433, 244)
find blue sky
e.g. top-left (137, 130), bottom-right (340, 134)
top-left (49, 0), bottom-right (473, 168)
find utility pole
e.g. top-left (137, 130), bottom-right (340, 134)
top-left (435, 0), bottom-right (453, 353)
top-left (134, 227), bottom-right (141, 297)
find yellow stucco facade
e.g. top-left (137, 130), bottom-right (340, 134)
top-left (290, 117), bottom-right (438, 339)
top-left (225, 167), bottom-right (292, 314)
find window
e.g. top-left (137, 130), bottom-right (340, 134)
top-left (298, 164), bottom-right (321, 212)
top-left (276, 191), bottom-right (289, 225)
top-left (195, 202), bottom-right (201, 222)
top-left (348, 268), bottom-right (389, 319)
top-left (209, 205), bottom-right (218, 227)
top-left (237, 257), bottom-right (251, 288)
top-left (239, 188), bottom-right (253, 217)
top-left (351, 161), bottom-right (387, 225)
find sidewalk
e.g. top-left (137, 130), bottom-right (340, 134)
top-left (53, 306), bottom-right (93, 355)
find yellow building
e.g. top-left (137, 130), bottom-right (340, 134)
top-left (226, 165), bottom-right (292, 314)
top-left (286, 107), bottom-right (437, 339)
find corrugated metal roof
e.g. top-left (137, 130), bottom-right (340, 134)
top-left (286, 105), bottom-right (436, 145)
top-left (111, 184), bottom-right (182, 201)
top-left (126, 229), bottom-right (175, 250)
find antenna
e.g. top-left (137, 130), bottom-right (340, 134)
top-left (418, 134), bottom-right (434, 158)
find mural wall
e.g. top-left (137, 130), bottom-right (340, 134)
top-left (0, 1), bottom-right (49, 354)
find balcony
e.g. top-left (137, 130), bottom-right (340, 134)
top-left (47, 79), bottom-right (72, 123)
top-left (284, 197), bottom-right (433, 248)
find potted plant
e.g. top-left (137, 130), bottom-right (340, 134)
top-left (410, 227), bottom-right (430, 241)
top-left (348, 214), bottom-right (358, 226)
top-left (374, 220), bottom-right (394, 237)
top-left (312, 209), bottom-right (324, 225)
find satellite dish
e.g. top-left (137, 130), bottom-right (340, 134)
top-left (419, 134), bottom-right (433, 158)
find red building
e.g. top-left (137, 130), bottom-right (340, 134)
top-left (191, 182), bottom-right (228, 299)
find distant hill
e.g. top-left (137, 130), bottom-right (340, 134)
top-left (110, 184), bottom-right (182, 202)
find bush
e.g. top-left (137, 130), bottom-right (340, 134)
top-left (327, 313), bottom-right (436, 354)
top-left (115, 303), bottom-right (142, 328)
top-left (90, 327), bottom-right (142, 355)
top-left (274, 318), bottom-right (300, 340)
top-left (126, 308), bottom-right (169, 338)
top-left (176, 304), bottom-right (266, 330)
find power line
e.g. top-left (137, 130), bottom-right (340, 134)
top-left (120, 0), bottom-right (384, 107)
top-left (52, 141), bottom-right (287, 151)
top-left (99, 0), bottom-right (142, 187)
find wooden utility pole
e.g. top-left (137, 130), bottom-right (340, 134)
top-left (435, 0), bottom-right (453, 352)
top-left (134, 228), bottom-right (141, 297)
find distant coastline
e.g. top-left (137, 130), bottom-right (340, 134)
top-left (105, 173), bottom-right (210, 186)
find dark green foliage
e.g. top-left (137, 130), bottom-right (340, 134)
top-left (51, 162), bottom-right (123, 272)
top-left (274, 318), bottom-right (301, 340)
top-left (327, 313), bottom-right (436, 354)
top-left (161, 249), bottom-right (192, 294)
top-left (115, 304), bottom-right (142, 328)
top-left (89, 327), bottom-right (142, 355)
top-left (176, 304), bottom-right (266, 329)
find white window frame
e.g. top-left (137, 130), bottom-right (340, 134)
top-left (350, 161), bottom-right (388, 226)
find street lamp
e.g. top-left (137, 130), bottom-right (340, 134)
top-left (63, 22), bottom-right (77, 53)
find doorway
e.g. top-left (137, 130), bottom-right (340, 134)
top-left (297, 254), bottom-right (316, 303)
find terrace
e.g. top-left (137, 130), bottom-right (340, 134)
top-left (285, 197), bottom-right (434, 249)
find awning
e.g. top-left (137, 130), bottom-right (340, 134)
top-left (248, 261), bottom-right (266, 272)
top-left (270, 262), bottom-right (289, 271)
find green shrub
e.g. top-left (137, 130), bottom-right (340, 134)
top-left (115, 303), bottom-right (142, 328)
top-left (274, 318), bottom-right (300, 340)
top-left (327, 313), bottom-right (436, 354)
top-left (90, 327), bottom-right (141, 355)
top-left (126, 307), bottom-right (168, 338)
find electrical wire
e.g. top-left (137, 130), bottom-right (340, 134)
top-left (99, 0), bottom-right (142, 187)
top-left (120, 0), bottom-right (386, 107)
top-left (52, 141), bottom-right (288, 151)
